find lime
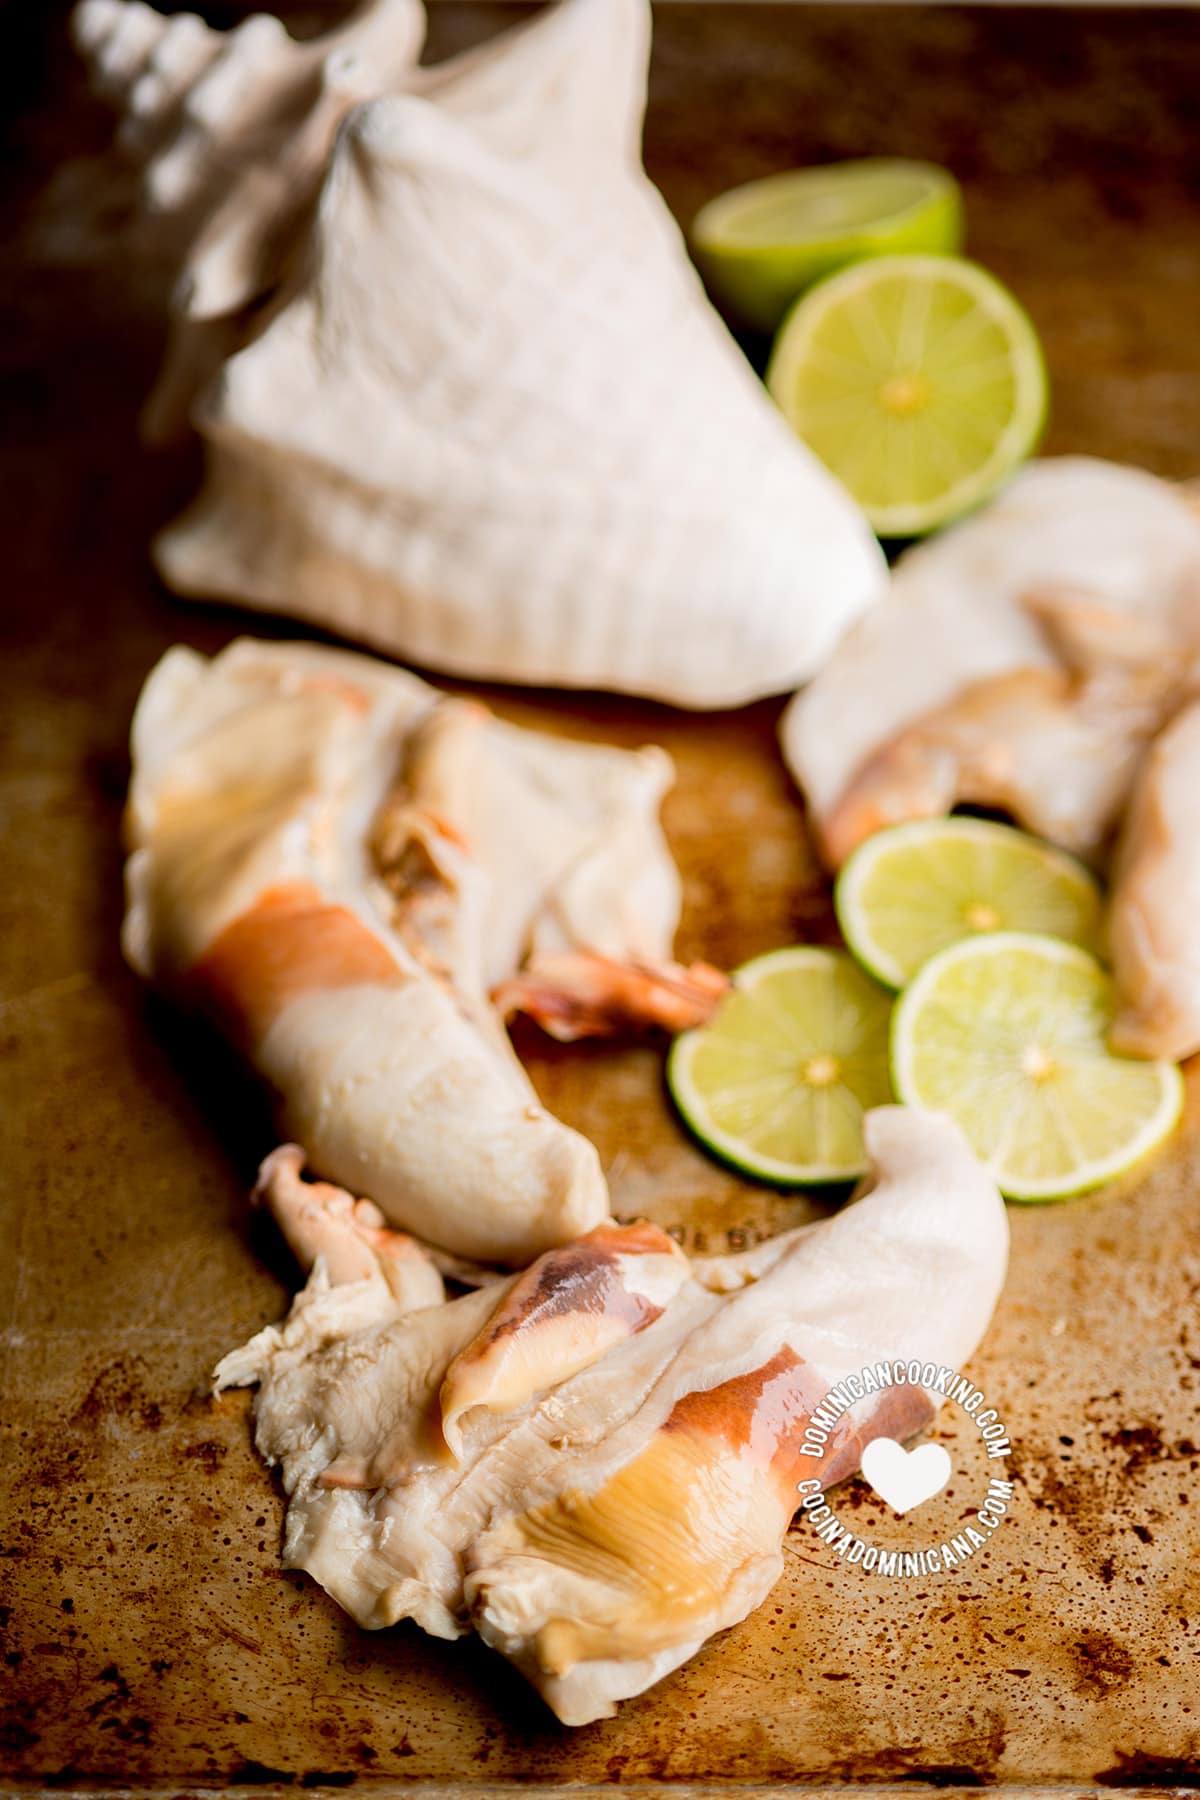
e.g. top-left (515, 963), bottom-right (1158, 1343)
top-left (692, 158), bottom-right (963, 334)
top-left (766, 254), bottom-right (1048, 537)
top-left (836, 818), bottom-right (1103, 990)
top-left (890, 933), bottom-right (1182, 1201)
top-left (667, 946), bottom-right (893, 1184)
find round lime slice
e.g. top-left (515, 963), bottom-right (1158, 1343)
top-left (890, 933), bottom-right (1183, 1201)
top-left (766, 253), bottom-right (1048, 537)
top-left (692, 159), bottom-right (963, 335)
top-left (667, 946), bottom-right (893, 1185)
top-left (836, 818), bottom-right (1103, 990)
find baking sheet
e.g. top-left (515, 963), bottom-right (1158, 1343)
top-left (3, 3), bottom-right (1200, 1789)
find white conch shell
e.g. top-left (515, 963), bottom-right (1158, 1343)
top-left (71, 0), bottom-right (425, 436)
top-left (127, 0), bottom-right (884, 708)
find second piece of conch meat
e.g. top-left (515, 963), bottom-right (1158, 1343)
top-left (781, 458), bottom-right (1200, 866)
top-left (1108, 699), bottom-right (1200, 1060)
top-left (123, 637), bottom-right (721, 1264)
top-left (217, 1106), bottom-right (1009, 1725)
top-left (79, 0), bottom-right (886, 706)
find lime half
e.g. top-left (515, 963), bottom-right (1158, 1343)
top-left (836, 818), bottom-right (1103, 990)
top-left (668, 946), bottom-right (892, 1184)
top-left (766, 254), bottom-right (1048, 536)
top-left (891, 933), bottom-right (1182, 1201)
top-left (693, 159), bottom-right (963, 334)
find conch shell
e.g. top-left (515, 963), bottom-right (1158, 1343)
top-left (71, 0), bottom-right (425, 437)
top-left (74, 0), bottom-right (885, 707)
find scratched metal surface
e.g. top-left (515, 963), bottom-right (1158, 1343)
top-left (3, 2), bottom-right (1200, 1791)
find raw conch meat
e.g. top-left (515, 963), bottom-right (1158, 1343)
top-left (252, 1143), bottom-right (447, 1309)
top-left (370, 690), bottom-right (726, 1039)
top-left (781, 458), bottom-right (1200, 865)
top-left (78, 0), bottom-right (885, 705)
top-left (123, 637), bottom-right (721, 1263)
top-left (217, 1107), bottom-right (1009, 1724)
top-left (819, 600), bottom-right (1185, 869)
top-left (71, 0), bottom-right (425, 438)
top-left (1109, 699), bottom-right (1200, 1060)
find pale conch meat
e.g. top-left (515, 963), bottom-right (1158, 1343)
top-left (369, 691), bottom-right (726, 1038)
top-left (123, 637), bottom-right (721, 1264)
top-left (77, 0), bottom-right (885, 705)
top-left (71, 0), bottom-right (426, 437)
top-left (216, 1107), bottom-right (1009, 1725)
top-left (781, 458), bottom-right (1200, 865)
top-left (1109, 699), bottom-right (1200, 1061)
top-left (437, 1219), bottom-right (691, 1461)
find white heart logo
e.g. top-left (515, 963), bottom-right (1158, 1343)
top-left (861, 1437), bottom-right (952, 1515)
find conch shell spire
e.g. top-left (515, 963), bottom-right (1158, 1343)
top-left (71, 0), bottom-right (425, 436)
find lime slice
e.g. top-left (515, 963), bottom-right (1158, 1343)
top-left (667, 946), bottom-right (893, 1184)
top-left (766, 254), bottom-right (1048, 537)
top-left (692, 159), bottom-right (963, 335)
top-left (836, 818), bottom-right (1103, 990)
top-left (891, 933), bottom-right (1182, 1201)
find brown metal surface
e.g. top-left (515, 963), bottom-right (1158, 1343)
top-left (3, 3), bottom-right (1200, 1790)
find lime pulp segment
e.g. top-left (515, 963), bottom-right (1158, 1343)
top-left (890, 932), bottom-right (1183, 1201)
top-left (766, 253), bottom-right (1048, 537)
top-left (835, 818), bottom-right (1104, 989)
top-left (667, 945), bottom-right (893, 1184)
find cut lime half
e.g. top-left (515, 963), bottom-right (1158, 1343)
top-left (836, 818), bottom-right (1103, 989)
top-left (693, 158), bottom-right (963, 334)
top-left (766, 254), bottom-right (1048, 536)
top-left (890, 933), bottom-right (1182, 1201)
top-left (667, 946), bottom-right (893, 1185)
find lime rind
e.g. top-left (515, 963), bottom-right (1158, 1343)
top-left (890, 931), bottom-right (1183, 1201)
top-left (835, 818), bottom-right (1104, 989)
top-left (692, 159), bottom-right (963, 335)
top-left (695, 161), bottom-right (959, 252)
top-left (766, 253), bottom-right (1048, 537)
top-left (668, 945), bottom-right (893, 1186)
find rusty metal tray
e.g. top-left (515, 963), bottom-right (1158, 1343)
top-left (3, 3), bottom-right (1200, 1791)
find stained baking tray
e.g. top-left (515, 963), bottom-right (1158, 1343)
top-left (3, 2), bottom-right (1200, 1791)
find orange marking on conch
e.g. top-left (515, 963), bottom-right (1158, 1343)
top-left (663, 1347), bottom-right (938, 1499)
top-left (439, 1221), bottom-right (685, 1452)
top-left (295, 673), bottom-right (373, 714)
top-left (190, 880), bottom-right (405, 1042)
